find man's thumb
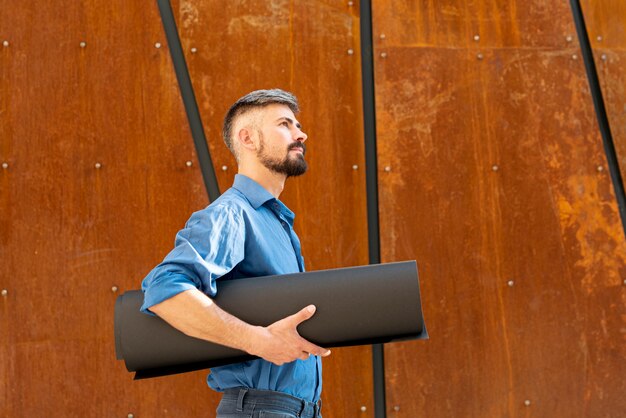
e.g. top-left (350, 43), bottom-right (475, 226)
top-left (292, 305), bottom-right (316, 325)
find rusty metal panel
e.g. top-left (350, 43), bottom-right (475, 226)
top-left (372, 0), bottom-right (577, 48)
top-left (1, 0), bottom-right (372, 416)
top-left (581, 0), bottom-right (626, 196)
top-left (0, 1), bottom-right (215, 416)
top-left (175, 0), bottom-right (373, 416)
top-left (372, 1), bottom-right (626, 417)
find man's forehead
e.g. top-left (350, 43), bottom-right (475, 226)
top-left (260, 103), bottom-right (297, 120)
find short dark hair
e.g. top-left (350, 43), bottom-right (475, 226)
top-left (222, 89), bottom-right (300, 155)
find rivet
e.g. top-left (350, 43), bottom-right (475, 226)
top-left (507, 280), bottom-right (514, 287)
top-left (566, 35), bottom-right (573, 42)
top-left (128, 414), bottom-right (134, 418)
top-left (623, 279), bottom-right (626, 285)
top-left (384, 166), bottom-right (391, 172)
top-left (155, 42), bottom-right (162, 49)
top-left (572, 54), bottom-right (578, 60)
top-left (492, 165), bottom-right (499, 171)
top-left (221, 165), bottom-right (228, 171)
top-left (79, 41), bottom-right (86, 48)
top-left (380, 52), bottom-right (388, 58)
top-left (111, 286), bottom-right (118, 293)
top-left (596, 35), bottom-right (603, 42)
top-left (352, 164), bottom-right (359, 170)
top-left (348, 1), bottom-right (354, 6)
top-left (2, 40), bottom-right (9, 47)
top-left (347, 49), bottom-right (354, 55)
top-left (186, 161), bottom-right (193, 167)
top-left (524, 400), bottom-right (531, 407)
top-left (597, 165), bottom-right (604, 172)
top-left (2, 162), bottom-right (8, 169)
top-left (394, 405), bottom-right (400, 411)
top-left (473, 34), bottom-right (480, 42)
top-left (477, 53), bottom-right (484, 60)
top-left (190, 47), bottom-right (197, 53)
top-left (360, 406), bottom-right (367, 412)
top-left (94, 162), bottom-right (102, 169)
top-left (601, 54), bottom-right (607, 61)
top-left (380, 33), bottom-right (386, 40)
top-left (1, 289), bottom-right (7, 297)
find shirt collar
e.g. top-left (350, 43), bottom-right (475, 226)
top-left (232, 174), bottom-right (275, 209)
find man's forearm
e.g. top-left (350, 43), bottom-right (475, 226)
top-left (149, 287), bottom-right (331, 365)
top-left (149, 288), bottom-right (263, 355)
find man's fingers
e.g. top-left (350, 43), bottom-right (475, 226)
top-left (287, 304), bottom-right (316, 326)
top-left (317, 348), bottom-right (332, 357)
top-left (302, 348), bottom-right (331, 358)
top-left (301, 340), bottom-right (331, 357)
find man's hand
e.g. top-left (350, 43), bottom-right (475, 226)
top-left (249, 305), bottom-right (331, 366)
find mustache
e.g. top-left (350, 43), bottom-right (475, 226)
top-left (288, 143), bottom-right (306, 155)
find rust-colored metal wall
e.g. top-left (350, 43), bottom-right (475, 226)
top-left (2, 0), bottom-right (625, 417)
top-left (1, 0), bottom-right (371, 417)
top-left (372, 0), bottom-right (626, 417)
top-left (0, 1), bottom-right (214, 416)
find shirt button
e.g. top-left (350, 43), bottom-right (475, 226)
top-left (281, 221), bottom-right (287, 227)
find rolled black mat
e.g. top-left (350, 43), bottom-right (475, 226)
top-left (115, 261), bottom-right (427, 379)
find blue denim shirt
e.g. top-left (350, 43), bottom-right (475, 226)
top-left (141, 174), bottom-right (322, 402)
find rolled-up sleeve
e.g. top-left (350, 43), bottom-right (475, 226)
top-left (140, 203), bottom-right (245, 314)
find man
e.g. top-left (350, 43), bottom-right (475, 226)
top-left (141, 89), bottom-right (329, 418)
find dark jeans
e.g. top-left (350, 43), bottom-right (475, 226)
top-left (216, 388), bottom-right (322, 418)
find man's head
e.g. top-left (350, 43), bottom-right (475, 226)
top-left (223, 89), bottom-right (308, 177)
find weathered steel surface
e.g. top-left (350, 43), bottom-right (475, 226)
top-left (0, 1), bottom-right (213, 416)
top-left (581, 0), bottom-right (626, 198)
top-left (373, 0), bottom-right (626, 417)
top-left (0, 0), bottom-right (371, 417)
top-left (176, 0), bottom-right (373, 415)
top-left (372, 0), bottom-right (576, 48)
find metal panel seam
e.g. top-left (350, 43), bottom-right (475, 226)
top-left (360, 1), bottom-right (386, 417)
top-left (156, 0), bottom-right (221, 201)
top-left (570, 0), bottom-right (626, 237)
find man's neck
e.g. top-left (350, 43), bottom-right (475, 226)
top-left (238, 165), bottom-right (286, 199)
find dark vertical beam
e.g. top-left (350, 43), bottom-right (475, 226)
top-left (570, 0), bottom-right (626, 236)
top-left (360, 1), bottom-right (386, 417)
top-left (156, 0), bottom-right (221, 201)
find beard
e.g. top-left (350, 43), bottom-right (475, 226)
top-left (257, 133), bottom-right (308, 177)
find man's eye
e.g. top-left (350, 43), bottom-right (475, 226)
top-left (281, 121), bottom-right (289, 127)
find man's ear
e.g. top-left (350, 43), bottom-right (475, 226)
top-left (236, 127), bottom-right (257, 151)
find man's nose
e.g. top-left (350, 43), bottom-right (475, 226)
top-left (295, 128), bottom-right (307, 143)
